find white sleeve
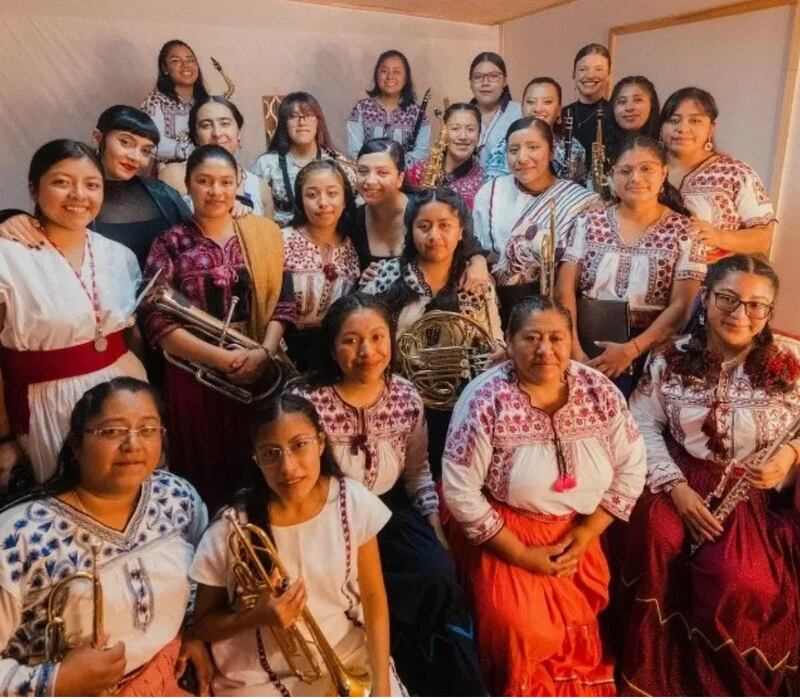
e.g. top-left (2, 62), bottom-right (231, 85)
top-left (599, 393), bottom-right (648, 521)
top-left (140, 98), bottom-right (185, 162)
top-left (736, 164), bottom-right (775, 227)
top-left (250, 153), bottom-right (271, 182)
top-left (675, 223), bottom-right (707, 282)
top-left (189, 514), bottom-right (232, 588)
top-left (562, 213), bottom-right (588, 265)
top-left (348, 480), bottom-right (391, 545)
top-left (0, 587), bottom-right (58, 696)
top-left (346, 104), bottom-right (365, 161)
top-left (406, 123), bottom-right (430, 166)
top-left (629, 354), bottom-right (687, 492)
top-left (442, 382), bottom-right (504, 544)
top-left (471, 181), bottom-right (494, 255)
top-left (401, 405), bottom-right (439, 517)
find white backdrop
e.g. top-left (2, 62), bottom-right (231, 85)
top-left (0, 0), bottom-right (498, 208)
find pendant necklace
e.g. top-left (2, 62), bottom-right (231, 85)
top-left (52, 233), bottom-right (107, 351)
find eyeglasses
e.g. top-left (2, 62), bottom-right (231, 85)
top-left (84, 426), bottom-right (166, 442)
top-left (168, 57), bottom-right (197, 68)
top-left (471, 72), bottom-right (504, 84)
top-left (288, 113), bottom-right (317, 124)
top-left (712, 291), bottom-right (773, 320)
top-left (612, 162), bottom-right (662, 178)
top-left (254, 435), bottom-right (321, 467)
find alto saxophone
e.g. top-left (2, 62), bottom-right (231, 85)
top-left (591, 104), bottom-right (608, 198)
top-left (211, 57), bottom-right (235, 99)
top-left (225, 513), bottom-right (371, 696)
top-left (420, 100), bottom-right (450, 188)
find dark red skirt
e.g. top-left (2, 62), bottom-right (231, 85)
top-left (163, 364), bottom-right (254, 512)
top-left (444, 499), bottom-right (616, 696)
top-left (618, 445), bottom-right (800, 696)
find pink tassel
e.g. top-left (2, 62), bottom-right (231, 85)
top-left (552, 474), bottom-right (577, 492)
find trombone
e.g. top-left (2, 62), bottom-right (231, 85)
top-left (225, 513), bottom-right (371, 696)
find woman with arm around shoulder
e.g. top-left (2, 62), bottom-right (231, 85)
top-left (140, 145), bottom-right (291, 510)
top-left (159, 95), bottom-right (274, 219)
top-left (442, 295), bottom-right (647, 696)
top-left (660, 87), bottom-right (775, 260)
top-left (473, 117), bottom-right (598, 326)
top-left (290, 292), bottom-right (486, 696)
top-left (188, 393), bottom-right (405, 696)
top-left (141, 39), bottom-right (209, 163)
top-left (556, 136), bottom-right (706, 397)
top-left (619, 255), bottom-right (800, 696)
top-left (254, 92), bottom-right (355, 227)
top-left (0, 140), bottom-right (146, 486)
top-left (0, 378), bottom-right (212, 696)
top-left (405, 102), bottom-right (485, 209)
top-left (347, 50), bottom-right (429, 166)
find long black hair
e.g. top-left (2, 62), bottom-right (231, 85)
top-left (366, 50), bottom-right (417, 108)
top-left (96, 105), bottom-right (160, 146)
top-left (469, 52), bottom-right (512, 109)
top-left (221, 394), bottom-right (343, 550)
top-left (609, 136), bottom-right (690, 216)
top-left (188, 95), bottom-right (244, 146)
top-left (266, 92), bottom-right (335, 156)
top-left (609, 76), bottom-right (660, 140)
top-left (290, 159), bottom-right (357, 234)
top-left (300, 292), bottom-right (397, 388)
top-left (382, 187), bottom-right (472, 314)
top-left (665, 255), bottom-right (787, 388)
top-left (155, 39), bottom-right (209, 103)
top-left (0, 379), bottom-right (165, 511)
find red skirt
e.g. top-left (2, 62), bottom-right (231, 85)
top-left (115, 636), bottom-right (190, 696)
top-left (164, 364), bottom-right (254, 512)
top-left (444, 500), bottom-right (616, 696)
top-left (619, 445), bottom-right (800, 696)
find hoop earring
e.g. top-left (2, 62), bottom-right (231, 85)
top-left (704, 139), bottom-right (714, 152)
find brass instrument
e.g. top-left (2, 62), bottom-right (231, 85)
top-left (591, 104), bottom-right (608, 198)
top-left (420, 100), bottom-right (450, 188)
top-left (690, 410), bottom-right (800, 555)
top-left (225, 513), bottom-right (371, 697)
top-left (152, 286), bottom-right (296, 404)
top-left (562, 108), bottom-right (575, 180)
top-left (538, 199), bottom-right (557, 298)
top-left (211, 57), bottom-right (235, 99)
top-left (30, 544), bottom-right (104, 664)
top-left (397, 311), bottom-right (497, 410)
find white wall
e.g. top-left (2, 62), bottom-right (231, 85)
top-left (502, 0), bottom-right (800, 335)
top-left (0, 0), bottom-right (497, 208)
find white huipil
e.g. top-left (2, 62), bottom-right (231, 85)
top-left (0, 233), bottom-right (146, 482)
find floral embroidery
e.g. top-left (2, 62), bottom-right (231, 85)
top-left (123, 558), bottom-right (155, 632)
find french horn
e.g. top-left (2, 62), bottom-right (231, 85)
top-left (397, 311), bottom-right (496, 410)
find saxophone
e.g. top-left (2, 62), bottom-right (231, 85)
top-left (420, 100), bottom-right (450, 188)
top-left (538, 199), bottom-right (557, 298)
top-left (211, 57), bottom-right (235, 99)
top-left (591, 104), bottom-right (608, 198)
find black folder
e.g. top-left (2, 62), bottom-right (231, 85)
top-left (577, 298), bottom-right (630, 359)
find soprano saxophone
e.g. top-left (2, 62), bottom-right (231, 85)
top-left (591, 104), bottom-right (608, 198)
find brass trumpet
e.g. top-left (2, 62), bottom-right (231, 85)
top-left (30, 544), bottom-right (104, 664)
top-left (538, 199), bottom-right (557, 298)
top-left (397, 311), bottom-right (497, 410)
top-left (225, 513), bottom-right (371, 697)
top-left (152, 286), bottom-right (297, 404)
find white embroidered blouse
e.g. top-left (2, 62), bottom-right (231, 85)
top-left (293, 375), bottom-right (438, 517)
top-left (0, 472), bottom-right (207, 696)
top-left (630, 339), bottom-right (800, 493)
top-left (442, 361), bottom-right (647, 544)
top-left (562, 207), bottom-right (707, 329)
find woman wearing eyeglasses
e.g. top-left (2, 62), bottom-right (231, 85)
top-left (556, 137), bottom-right (706, 397)
top-left (141, 40), bottom-right (209, 163)
top-left (619, 254), bottom-right (800, 696)
top-left (252, 92), bottom-right (356, 226)
top-left (442, 295), bottom-right (647, 696)
top-left (468, 52), bottom-right (522, 168)
top-left (0, 378), bottom-right (212, 696)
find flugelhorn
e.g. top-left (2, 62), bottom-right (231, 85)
top-left (29, 544), bottom-right (104, 664)
top-left (225, 512), bottom-right (371, 697)
top-left (152, 286), bottom-right (296, 404)
top-left (397, 310), bottom-right (497, 410)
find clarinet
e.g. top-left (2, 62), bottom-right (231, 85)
top-left (408, 88), bottom-right (431, 156)
top-left (562, 108), bottom-right (575, 180)
top-left (591, 104), bottom-right (609, 198)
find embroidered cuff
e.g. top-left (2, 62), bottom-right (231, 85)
top-left (271, 301), bottom-right (298, 326)
top-left (600, 489), bottom-right (637, 522)
top-left (647, 460), bottom-right (686, 493)
top-left (675, 269), bottom-right (707, 282)
top-left (411, 485), bottom-right (439, 518)
top-left (463, 508), bottom-right (504, 545)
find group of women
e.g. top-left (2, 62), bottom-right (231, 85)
top-left (0, 35), bottom-right (797, 699)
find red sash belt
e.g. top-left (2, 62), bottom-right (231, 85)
top-left (0, 331), bottom-right (126, 436)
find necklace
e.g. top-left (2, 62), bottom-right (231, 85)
top-left (51, 234), bottom-right (107, 352)
top-left (572, 102), bottom-right (601, 129)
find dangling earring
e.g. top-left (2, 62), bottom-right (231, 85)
top-left (704, 138), bottom-right (714, 152)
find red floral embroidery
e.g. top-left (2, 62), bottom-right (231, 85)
top-left (323, 263), bottom-right (339, 282)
